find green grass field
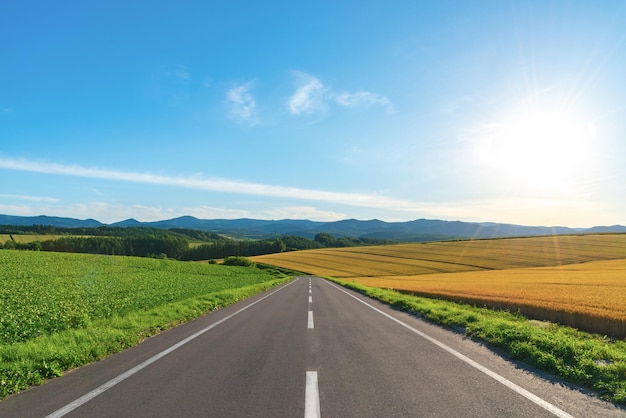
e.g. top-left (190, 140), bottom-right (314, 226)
top-left (0, 250), bottom-right (289, 399)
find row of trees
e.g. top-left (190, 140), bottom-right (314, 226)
top-left (1, 235), bottom-right (289, 260)
top-left (179, 239), bottom-right (286, 261)
top-left (2, 235), bottom-right (190, 259)
top-left (1, 226), bottom-right (396, 261)
top-left (0, 224), bottom-right (228, 242)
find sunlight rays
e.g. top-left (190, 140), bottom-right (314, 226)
top-left (474, 99), bottom-right (597, 193)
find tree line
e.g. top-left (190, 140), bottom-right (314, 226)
top-left (0, 225), bottom-right (395, 260)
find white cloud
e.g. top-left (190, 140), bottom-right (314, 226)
top-left (0, 157), bottom-right (428, 213)
top-left (181, 205), bottom-right (252, 220)
top-left (262, 206), bottom-right (346, 221)
top-left (0, 204), bottom-right (38, 216)
top-left (0, 194), bottom-right (59, 202)
top-left (226, 82), bottom-right (259, 125)
top-left (0, 201), bottom-right (176, 224)
top-left (332, 91), bottom-right (393, 112)
top-left (168, 205), bottom-right (345, 222)
top-left (0, 159), bottom-right (616, 226)
top-left (287, 72), bottom-right (326, 115)
top-left (287, 71), bottom-right (393, 116)
top-left (85, 202), bottom-right (346, 223)
top-left (0, 200), bottom-right (340, 224)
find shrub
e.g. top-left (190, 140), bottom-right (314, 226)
top-left (222, 256), bottom-right (256, 267)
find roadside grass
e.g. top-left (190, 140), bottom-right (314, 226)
top-left (0, 251), bottom-right (292, 400)
top-left (329, 278), bottom-right (626, 405)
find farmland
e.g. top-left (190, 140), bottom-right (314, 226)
top-left (0, 234), bottom-right (93, 244)
top-left (253, 234), bottom-right (626, 337)
top-left (0, 250), bottom-right (281, 344)
top-left (350, 259), bottom-right (626, 337)
top-left (0, 250), bottom-right (288, 398)
top-left (253, 234), bottom-right (626, 277)
top-left (253, 234), bottom-right (626, 403)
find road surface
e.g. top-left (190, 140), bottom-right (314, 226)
top-left (0, 277), bottom-right (623, 417)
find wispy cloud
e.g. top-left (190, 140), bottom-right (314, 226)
top-left (0, 200), bottom-right (346, 224)
top-left (0, 157), bottom-right (426, 213)
top-left (181, 205), bottom-right (252, 220)
top-left (332, 91), bottom-right (393, 112)
top-left (226, 82), bottom-right (259, 125)
top-left (263, 206), bottom-right (345, 221)
top-left (287, 71), bottom-right (392, 115)
top-left (177, 205), bottom-right (345, 222)
top-left (0, 201), bottom-right (178, 224)
top-left (0, 193), bottom-right (59, 203)
top-left (287, 72), bottom-right (326, 115)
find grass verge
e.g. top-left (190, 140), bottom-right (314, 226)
top-left (329, 277), bottom-right (626, 405)
top-left (0, 277), bottom-right (290, 400)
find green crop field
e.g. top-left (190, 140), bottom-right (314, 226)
top-left (0, 250), bottom-right (288, 398)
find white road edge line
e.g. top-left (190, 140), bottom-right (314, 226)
top-left (308, 310), bottom-right (314, 329)
top-left (45, 279), bottom-right (299, 418)
top-left (324, 280), bottom-right (575, 418)
top-left (305, 371), bottom-right (321, 418)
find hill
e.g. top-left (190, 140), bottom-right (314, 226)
top-left (1, 214), bottom-right (625, 242)
top-left (0, 214), bottom-right (103, 228)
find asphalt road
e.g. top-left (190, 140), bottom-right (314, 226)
top-left (1, 277), bottom-right (624, 417)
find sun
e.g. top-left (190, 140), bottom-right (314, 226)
top-left (476, 102), bottom-right (595, 192)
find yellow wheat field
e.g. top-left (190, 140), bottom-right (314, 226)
top-left (352, 259), bottom-right (626, 322)
top-left (253, 234), bottom-right (626, 336)
top-left (253, 234), bottom-right (626, 278)
top-left (0, 234), bottom-right (93, 243)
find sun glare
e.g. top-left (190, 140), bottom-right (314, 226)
top-left (476, 102), bottom-right (596, 192)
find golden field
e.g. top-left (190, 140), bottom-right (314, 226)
top-left (0, 234), bottom-right (92, 243)
top-left (252, 234), bottom-right (626, 337)
top-left (253, 234), bottom-right (626, 277)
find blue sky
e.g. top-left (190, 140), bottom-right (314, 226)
top-left (2, 1), bottom-right (626, 227)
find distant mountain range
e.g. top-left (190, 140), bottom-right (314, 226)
top-left (1, 214), bottom-right (625, 242)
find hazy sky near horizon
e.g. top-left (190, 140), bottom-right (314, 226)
top-left (2, 1), bottom-right (626, 227)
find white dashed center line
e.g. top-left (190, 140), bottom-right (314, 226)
top-left (305, 371), bottom-right (321, 418)
top-left (306, 279), bottom-right (320, 416)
